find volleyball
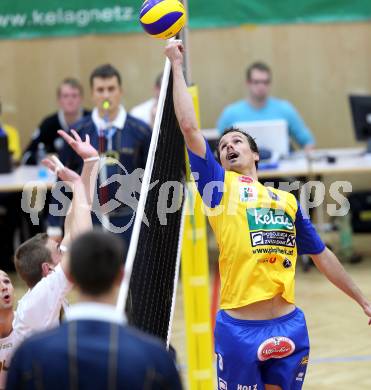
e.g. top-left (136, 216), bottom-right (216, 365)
top-left (139, 0), bottom-right (186, 40)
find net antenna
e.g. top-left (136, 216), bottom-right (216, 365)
top-left (116, 37), bottom-right (186, 346)
top-left (180, 0), bottom-right (191, 84)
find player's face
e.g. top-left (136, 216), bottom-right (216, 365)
top-left (247, 69), bottom-right (271, 102)
top-left (91, 76), bottom-right (123, 116)
top-left (58, 84), bottom-right (83, 116)
top-left (218, 132), bottom-right (259, 174)
top-left (0, 270), bottom-right (14, 310)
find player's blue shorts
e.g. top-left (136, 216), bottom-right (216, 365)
top-left (215, 307), bottom-right (310, 390)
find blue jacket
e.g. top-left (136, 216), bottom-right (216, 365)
top-left (6, 320), bottom-right (182, 390)
top-left (48, 114), bottom-right (152, 245)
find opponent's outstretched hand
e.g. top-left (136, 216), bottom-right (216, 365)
top-left (58, 129), bottom-right (98, 160)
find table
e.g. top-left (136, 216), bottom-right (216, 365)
top-left (258, 148), bottom-right (371, 178)
top-left (0, 165), bottom-right (56, 192)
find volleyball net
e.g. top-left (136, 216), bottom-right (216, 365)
top-left (116, 58), bottom-right (186, 345)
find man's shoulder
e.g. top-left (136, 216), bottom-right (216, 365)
top-left (82, 108), bottom-right (92, 117)
top-left (269, 96), bottom-right (295, 112)
top-left (72, 115), bottom-right (95, 133)
top-left (125, 114), bottom-right (152, 137)
top-left (15, 322), bottom-right (67, 354)
top-left (39, 112), bottom-right (60, 128)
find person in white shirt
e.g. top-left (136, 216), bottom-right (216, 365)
top-left (130, 72), bottom-right (162, 128)
top-left (0, 129), bottom-right (99, 389)
top-left (6, 231), bottom-right (182, 390)
top-left (0, 270), bottom-right (14, 388)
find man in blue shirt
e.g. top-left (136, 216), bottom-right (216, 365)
top-left (217, 62), bottom-right (315, 151)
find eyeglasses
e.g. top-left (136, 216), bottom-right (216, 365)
top-left (249, 79), bottom-right (271, 85)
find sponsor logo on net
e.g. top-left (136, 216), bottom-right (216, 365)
top-left (257, 337), bottom-right (295, 361)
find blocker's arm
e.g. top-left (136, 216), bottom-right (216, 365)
top-left (165, 40), bottom-right (206, 158)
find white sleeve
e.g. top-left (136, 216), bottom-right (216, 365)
top-left (13, 264), bottom-right (72, 339)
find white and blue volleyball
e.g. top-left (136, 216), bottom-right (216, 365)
top-left (140, 0), bottom-right (186, 39)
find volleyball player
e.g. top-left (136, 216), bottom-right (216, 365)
top-left (0, 130), bottom-right (99, 389)
top-left (165, 41), bottom-right (371, 390)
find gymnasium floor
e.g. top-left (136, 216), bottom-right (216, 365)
top-left (10, 256), bottom-right (371, 389)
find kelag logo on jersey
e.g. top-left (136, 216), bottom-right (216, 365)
top-left (247, 208), bottom-right (296, 248)
top-left (248, 208), bottom-right (294, 231)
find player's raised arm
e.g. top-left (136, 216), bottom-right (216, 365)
top-left (165, 40), bottom-right (206, 158)
top-left (42, 130), bottom-right (99, 272)
top-left (57, 129), bottom-right (99, 207)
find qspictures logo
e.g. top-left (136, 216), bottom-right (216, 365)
top-left (247, 208), bottom-right (296, 248)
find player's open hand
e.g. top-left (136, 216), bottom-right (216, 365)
top-left (164, 40), bottom-right (184, 66)
top-left (42, 156), bottom-right (81, 184)
top-left (58, 129), bottom-right (98, 160)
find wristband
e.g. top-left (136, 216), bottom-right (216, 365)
top-left (84, 156), bottom-right (100, 163)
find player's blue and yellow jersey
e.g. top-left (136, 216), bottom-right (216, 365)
top-left (188, 140), bottom-right (325, 309)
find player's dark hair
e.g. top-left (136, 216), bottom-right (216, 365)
top-left (70, 231), bottom-right (126, 296)
top-left (246, 61), bottom-right (271, 82)
top-left (217, 127), bottom-right (259, 169)
top-left (90, 64), bottom-right (122, 87)
top-left (14, 233), bottom-right (52, 288)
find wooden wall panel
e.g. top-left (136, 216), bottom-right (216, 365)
top-left (0, 22), bottom-right (371, 150)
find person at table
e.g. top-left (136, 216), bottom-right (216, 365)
top-left (217, 62), bottom-right (315, 152)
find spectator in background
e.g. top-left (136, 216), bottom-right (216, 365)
top-left (22, 78), bottom-right (90, 165)
top-left (0, 99), bottom-right (22, 271)
top-left (0, 99), bottom-right (21, 163)
top-left (6, 231), bottom-right (183, 390)
top-left (130, 72), bottom-right (162, 128)
top-left (217, 62), bottom-right (315, 152)
top-left (48, 64), bottom-right (152, 246)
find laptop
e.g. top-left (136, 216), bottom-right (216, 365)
top-left (234, 120), bottom-right (290, 158)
